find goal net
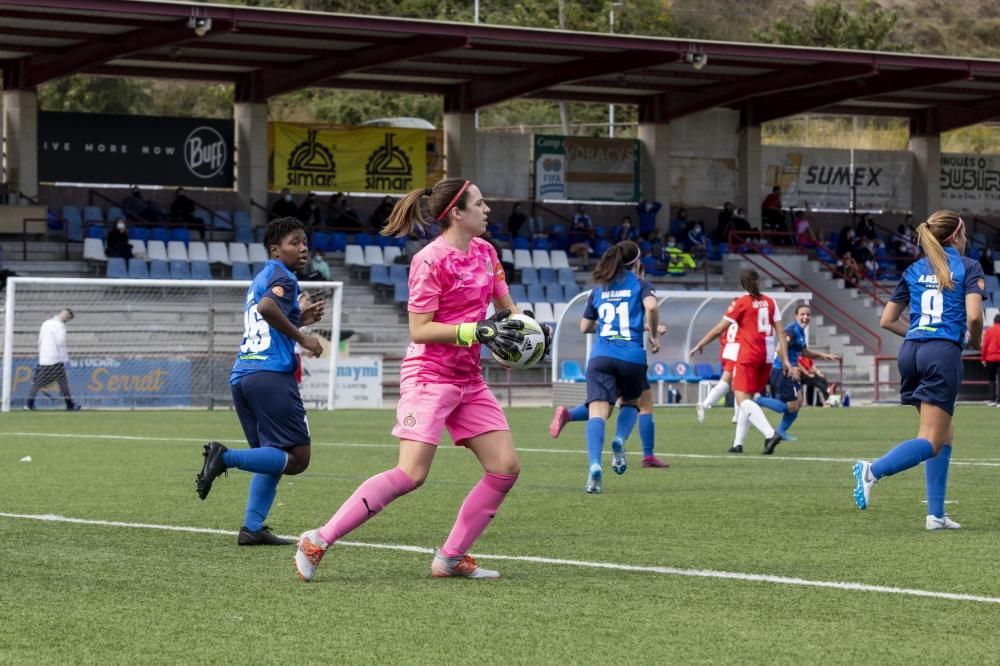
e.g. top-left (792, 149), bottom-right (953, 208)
top-left (1, 277), bottom-right (343, 411)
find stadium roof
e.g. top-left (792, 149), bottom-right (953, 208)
top-left (2, 0), bottom-right (1000, 134)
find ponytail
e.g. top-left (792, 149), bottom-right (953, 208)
top-left (916, 210), bottom-right (963, 291)
top-left (740, 269), bottom-right (762, 299)
top-left (381, 178), bottom-right (472, 238)
top-left (593, 240), bottom-right (641, 285)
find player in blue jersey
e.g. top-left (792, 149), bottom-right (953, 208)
top-left (853, 210), bottom-right (985, 530)
top-left (195, 217), bottom-right (326, 545)
top-left (755, 304), bottom-right (839, 441)
top-left (579, 240), bottom-right (660, 493)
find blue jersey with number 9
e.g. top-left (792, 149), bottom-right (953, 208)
top-left (231, 259), bottom-right (302, 384)
top-left (583, 271), bottom-right (656, 365)
top-left (890, 247), bottom-right (986, 344)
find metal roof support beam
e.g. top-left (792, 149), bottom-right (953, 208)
top-left (912, 97), bottom-right (1000, 135)
top-left (743, 68), bottom-right (972, 126)
top-left (242, 36), bottom-right (467, 102)
top-left (646, 62), bottom-right (877, 123)
top-left (6, 19), bottom-right (219, 88)
top-left (448, 50), bottom-right (682, 112)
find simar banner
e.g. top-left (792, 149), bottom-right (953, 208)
top-left (270, 123), bottom-right (427, 193)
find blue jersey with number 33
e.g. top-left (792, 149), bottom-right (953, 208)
top-left (230, 259), bottom-right (302, 384)
top-left (890, 247), bottom-right (985, 344)
top-left (583, 271), bottom-right (656, 365)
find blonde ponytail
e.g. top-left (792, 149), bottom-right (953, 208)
top-left (916, 210), bottom-right (963, 291)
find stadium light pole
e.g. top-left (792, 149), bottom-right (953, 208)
top-left (474, 0), bottom-right (480, 129)
top-left (608, 3), bottom-right (624, 138)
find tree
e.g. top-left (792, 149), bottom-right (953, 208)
top-left (38, 76), bottom-right (152, 115)
top-left (753, 0), bottom-right (908, 52)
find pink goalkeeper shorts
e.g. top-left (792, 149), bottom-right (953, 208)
top-left (392, 380), bottom-right (510, 446)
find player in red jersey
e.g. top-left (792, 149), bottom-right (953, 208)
top-left (690, 270), bottom-right (797, 454)
top-left (696, 302), bottom-right (739, 425)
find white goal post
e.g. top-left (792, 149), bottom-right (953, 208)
top-left (1, 277), bottom-right (343, 412)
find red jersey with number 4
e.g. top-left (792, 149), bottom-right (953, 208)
top-left (723, 294), bottom-right (780, 365)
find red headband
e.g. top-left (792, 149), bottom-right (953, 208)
top-left (436, 180), bottom-right (470, 221)
top-left (944, 217), bottom-right (964, 244)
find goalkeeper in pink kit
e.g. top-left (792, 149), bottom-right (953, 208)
top-left (295, 178), bottom-right (550, 581)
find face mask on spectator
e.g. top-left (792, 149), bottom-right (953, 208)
top-left (116, 222), bottom-right (126, 232)
top-left (694, 225), bottom-right (702, 233)
top-left (667, 241), bottom-right (676, 248)
top-left (284, 194), bottom-right (292, 202)
top-left (645, 203), bottom-right (653, 211)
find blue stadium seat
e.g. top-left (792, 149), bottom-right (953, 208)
top-left (169, 260), bottom-right (191, 279)
top-left (560, 360), bottom-right (586, 382)
top-left (149, 259), bottom-right (170, 279)
top-left (376, 233), bottom-right (394, 248)
top-left (526, 284), bottom-right (545, 302)
top-left (86, 223), bottom-right (106, 240)
top-left (231, 262), bottom-right (252, 280)
top-left (393, 281), bottom-right (409, 304)
top-left (538, 267), bottom-right (556, 284)
top-left (672, 361), bottom-right (701, 383)
top-left (130, 226), bottom-right (148, 242)
top-left (331, 232), bottom-right (348, 252)
top-left (544, 284), bottom-right (563, 302)
top-left (233, 210), bottom-right (252, 229)
top-left (557, 268), bottom-right (576, 285)
top-left (211, 210), bottom-right (233, 230)
top-left (532, 236), bottom-right (550, 251)
top-left (170, 227), bottom-right (191, 245)
top-left (255, 226), bottom-right (266, 242)
top-left (647, 361), bottom-right (678, 383)
top-left (193, 208), bottom-right (212, 228)
top-left (83, 206), bottom-right (104, 223)
top-left (520, 267), bottom-right (538, 285)
top-left (354, 232), bottom-right (374, 247)
top-left (984, 275), bottom-right (999, 293)
top-left (388, 264), bottom-right (408, 284)
top-left (62, 206), bottom-right (83, 242)
top-left (191, 260), bottom-right (212, 280)
top-left (252, 261), bottom-right (267, 275)
top-left (150, 227), bottom-right (169, 243)
top-left (562, 283), bottom-right (582, 299)
top-left (127, 259), bottom-right (149, 279)
top-left (592, 226), bottom-right (607, 239)
top-left (694, 362), bottom-right (720, 380)
top-left (311, 231), bottom-right (329, 252)
top-left (369, 264), bottom-right (392, 286)
top-left (235, 222), bottom-right (253, 246)
top-left (594, 239), bottom-right (611, 255)
top-left (106, 257), bottom-right (127, 279)
top-left (107, 206), bottom-right (125, 223)
top-left (513, 237), bottom-right (530, 250)
top-left (508, 284), bottom-right (527, 303)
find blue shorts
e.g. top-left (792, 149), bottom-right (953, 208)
top-left (769, 366), bottom-right (800, 403)
top-left (231, 371), bottom-right (311, 448)
top-left (898, 339), bottom-right (962, 415)
top-left (586, 356), bottom-right (647, 405)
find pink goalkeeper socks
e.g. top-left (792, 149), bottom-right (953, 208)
top-left (317, 467), bottom-right (417, 545)
top-left (441, 472), bottom-right (518, 558)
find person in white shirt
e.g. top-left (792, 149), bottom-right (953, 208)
top-left (25, 309), bottom-right (80, 411)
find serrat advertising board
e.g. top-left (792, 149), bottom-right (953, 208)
top-left (270, 124), bottom-right (427, 193)
top-left (38, 112), bottom-right (234, 188)
top-left (9, 358), bottom-right (193, 408)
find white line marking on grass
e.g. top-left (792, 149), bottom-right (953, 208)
top-left (2, 511), bottom-right (999, 605)
top-left (5, 431), bottom-right (1000, 469)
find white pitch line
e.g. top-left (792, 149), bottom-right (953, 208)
top-left (4, 431), bottom-right (1000, 468)
top-left (2, 511), bottom-right (999, 605)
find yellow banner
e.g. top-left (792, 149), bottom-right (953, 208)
top-left (270, 123), bottom-right (428, 193)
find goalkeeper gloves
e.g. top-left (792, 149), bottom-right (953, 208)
top-left (522, 309), bottom-right (553, 358)
top-left (456, 308), bottom-right (525, 358)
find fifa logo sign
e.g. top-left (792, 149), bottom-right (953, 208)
top-left (184, 126), bottom-right (227, 179)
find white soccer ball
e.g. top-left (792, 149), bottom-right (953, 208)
top-left (490, 313), bottom-right (546, 369)
top-left (825, 394), bottom-right (842, 407)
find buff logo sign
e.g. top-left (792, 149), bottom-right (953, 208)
top-left (185, 126), bottom-right (227, 179)
top-left (365, 134), bottom-right (413, 190)
top-left (38, 111), bottom-right (234, 188)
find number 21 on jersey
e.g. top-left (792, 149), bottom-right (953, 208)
top-left (598, 301), bottom-right (631, 339)
top-left (241, 304), bottom-right (271, 353)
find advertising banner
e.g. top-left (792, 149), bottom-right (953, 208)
top-left (270, 124), bottom-right (427, 194)
top-left (38, 112), bottom-right (234, 188)
top-left (940, 153), bottom-right (1000, 212)
top-left (761, 147), bottom-right (911, 211)
top-left (534, 135), bottom-right (640, 201)
top-left (299, 355), bottom-right (383, 408)
top-left (9, 358), bottom-right (192, 407)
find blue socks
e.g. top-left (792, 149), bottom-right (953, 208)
top-left (755, 396), bottom-right (787, 414)
top-left (586, 417), bottom-right (605, 469)
top-left (925, 444), bottom-right (952, 518)
top-left (870, 438), bottom-right (935, 479)
top-left (244, 473), bottom-right (281, 531)
top-left (638, 413), bottom-right (655, 456)
top-left (568, 403), bottom-right (589, 422)
top-left (777, 410), bottom-right (799, 435)
top-left (614, 405), bottom-right (639, 444)
top-left (223, 447), bottom-right (288, 475)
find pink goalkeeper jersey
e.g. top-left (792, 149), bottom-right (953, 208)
top-left (400, 235), bottom-right (509, 385)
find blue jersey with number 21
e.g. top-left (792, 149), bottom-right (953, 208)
top-left (890, 246), bottom-right (986, 344)
top-left (583, 271), bottom-right (656, 365)
top-left (231, 259), bottom-right (302, 384)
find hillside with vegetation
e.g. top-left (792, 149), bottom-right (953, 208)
top-left (32, 0), bottom-right (1000, 152)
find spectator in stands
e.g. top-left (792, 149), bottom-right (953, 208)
top-left (663, 235), bottom-right (695, 275)
top-left (669, 207), bottom-right (688, 237)
top-left (614, 216), bottom-right (638, 243)
top-left (685, 220), bottom-right (708, 258)
top-left (714, 201), bottom-right (734, 244)
top-left (169, 187), bottom-right (197, 226)
top-left (24, 308), bottom-right (81, 411)
top-left (571, 204), bottom-right (593, 234)
top-left (636, 199), bottom-right (662, 239)
top-left (837, 226), bottom-right (856, 258)
top-left (890, 223), bottom-right (919, 273)
top-left (327, 192), bottom-right (362, 230)
top-left (105, 218), bottom-right (133, 261)
top-left (297, 192), bottom-right (324, 230)
top-left (370, 195), bottom-right (395, 232)
top-left (793, 208), bottom-right (820, 248)
top-left (854, 213), bottom-right (877, 240)
top-left (569, 204), bottom-right (595, 262)
top-left (761, 186), bottom-right (783, 234)
top-left (837, 251), bottom-right (861, 287)
top-left (402, 229), bottom-right (429, 263)
top-left (983, 313), bottom-right (1000, 406)
top-left (506, 202), bottom-right (527, 238)
top-left (271, 188), bottom-right (298, 220)
top-left (298, 249), bottom-right (330, 282)
top-left (122, 185), bottom-right (165, 223)
top-left (729, 208), bottom-right (756, 246)
top-left (525, 215), bottom-right (545, 237)
top-left (980, 246), bottom-right (995, 276)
